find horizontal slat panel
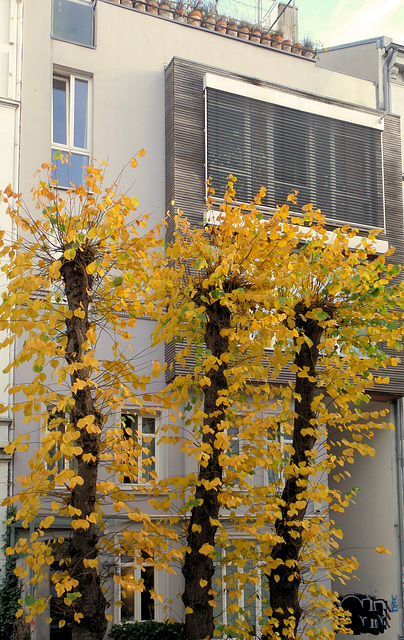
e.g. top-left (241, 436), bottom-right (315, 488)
top-left (207, 87), bottom-right (384, 228)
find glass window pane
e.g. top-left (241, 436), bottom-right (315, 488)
top-left (143, 437), bottom-right (155, 482)
top-left (121, 566), bottom-right (135, 622)
top-left (142, 417), bottom-right (155, 434)
top-left (141, 566), bottom-right (155, 620)
top-left (53, 78), bottom-right (67, 145)
top-left (52, 0), bottom-right (94, 47)
top-left (213, 562), bottom-right (223, 626)
top-left (74, 79), bottom-right (88, 149)
top-left (123, 414), bottom-right (138, 435)
top-left (244, 560), bottom-right (256, 632)
top-left (51, 151), bottom-right (89, 188)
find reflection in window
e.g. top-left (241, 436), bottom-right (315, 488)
top-left (121, 555), bottom-right (155, 622)
top-left (52, 0), bottom-right (94, 47)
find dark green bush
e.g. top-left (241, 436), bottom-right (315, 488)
top-left (109, 620), bottom-right (185, 640)
top-left (0, 508), bottom-right (25, 640)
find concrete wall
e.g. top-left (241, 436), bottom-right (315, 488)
top-left (329, 402), bottom-right (401, 640)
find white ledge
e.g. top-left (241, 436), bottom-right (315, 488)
top-left (204, 73), bottom-right (385, 130)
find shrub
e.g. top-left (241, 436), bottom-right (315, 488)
top-left (109, 621), bottom-right (185, 640)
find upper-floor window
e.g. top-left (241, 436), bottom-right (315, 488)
top-left (121, 413), bottom-right (157, 484)
top-left (52, 73), bottom-right (91, 188)
top-left (46, 410), bottom-right (78, 478)
top-left (205, 75), bottom-right (385, 230)
top-left (52, 0), bottom-right (95, 47)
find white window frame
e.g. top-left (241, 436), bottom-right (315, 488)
top-left (120, 412), bottom-right (158, 485)
top-left (52, 71), bottom-right (92, 187)
top-left (266, 427), bottom-right (293, 490)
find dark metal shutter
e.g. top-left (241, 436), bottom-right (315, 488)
top-left (206, 87), bottom-right (384, 228)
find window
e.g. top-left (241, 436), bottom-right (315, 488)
top-left (47, 410), bottom-right (78, 476)
top-left (266, 427), bottom-right (293, 488)
top-left (50, 544), bottom-right (73, 640)
top-left (205, 77), bottom-right (384, 229)
top-left (52, 73), bottom-right (91, 187)
top-left (213, 545), bottom-right (269, 637)
top-left (120, 554), bottom-right (155, 622)
top-left (121, 414), bottom-right (156, 484)
top-left (52, 0), bottom-right (95, 47)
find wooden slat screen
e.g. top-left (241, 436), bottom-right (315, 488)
top-left (206, 87), bottom-right (384, 229)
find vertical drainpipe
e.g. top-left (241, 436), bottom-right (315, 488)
top-left (385, 42), bottom-right (404, 636)
top-left (382, 43), bottom-right (398, 112)
top-left (395, 398), bottom-right (404, 637)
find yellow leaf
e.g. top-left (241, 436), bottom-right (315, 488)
top-left (376, 545), bottom-right (392, 555)
top-left (192, 524), bottom-right (202, 533)
top-left (199, 579), bottom-right (208, 588)
top-left (83, 558), bottom-right (98, 568)
top-left (185, 607), bottom-right (193, 614)
top-left (199, 543), bottom-right (215, 556)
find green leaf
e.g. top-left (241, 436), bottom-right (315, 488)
top-left (53, 151), bottom-right (61, 160)
top-left (33, 364), bottom-right (43, 373)
top-left (112, 276), bottom-right (124, 287)
top-left (184, 499), bottom-right (202, 510)
top-left (25, 595), bottom-right (36, 606)
top-left (195, 257), bottom-right (205, 270)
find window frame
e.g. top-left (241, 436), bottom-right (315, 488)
top-left (46, 409), bottom-right (78, 478)
top-left (213, 544), bottom-right (269, 637)
top-left (51, 71), bottom-right (92, 188)
top-left (120, 412), bottom-right (158, 486)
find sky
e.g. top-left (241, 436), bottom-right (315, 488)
top-left (297, 0), bottom-right (404, 48)
top-left (218, 0), bottom-right (404, 47)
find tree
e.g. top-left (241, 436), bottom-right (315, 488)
top-left (151, 181), bottom-right (305, 639)
top-left (151, 182), bottom-right (404, 640)
top-left (263, 200), bottom-right (403, 640)
top-left (0, 156), bottom-right (178, 640)
top-left (2, 163), bottom-right (403, 640)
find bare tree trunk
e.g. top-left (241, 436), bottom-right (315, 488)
top-left (266, 306), bottom-right (323, 640)
top-left (182, 300), bottom-right (230, 640)
top-left (61, 247), bottom-right (108, 640)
